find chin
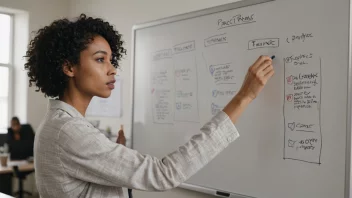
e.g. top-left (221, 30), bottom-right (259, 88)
top-left (96, 91), bottom-right (112, 98)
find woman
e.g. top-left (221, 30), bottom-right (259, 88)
top-left (7, 117), bottom-right (35, 142)
top-left (8, 117), bottom-right (22, 141)
top-left (25, 14), bottom-right (274, 198)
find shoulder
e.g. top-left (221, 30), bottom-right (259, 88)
top-left (60, 117), bottom-right (95, 135)
top-left (37, 109), bottom-right (95, 141)
top-left (7, 128), bottom-right (13, 135)
top-left (58, 117), bottom-right (102, 144)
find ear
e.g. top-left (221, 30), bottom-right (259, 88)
top-left (62, 61), bottom-right (75, 77)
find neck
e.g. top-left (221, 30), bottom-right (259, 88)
top-left (60, 85), bottom-right (92, 117)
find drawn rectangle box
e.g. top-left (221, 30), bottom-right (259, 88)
top-left (248, 38), bottom-right (279, 50)
top-left (173, 41), bottom-right (195, 54)
top-left (204, 33), bottom-right (228, 47)
top-left (153, 49), bottom-right (172, 61)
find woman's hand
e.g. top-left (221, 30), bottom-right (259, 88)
top-left (116, 125), bottom-right (126, 146)
top-left (223, 55), bottom-right (275, 123)
top-left (237, 55), bottom-right (275, 102)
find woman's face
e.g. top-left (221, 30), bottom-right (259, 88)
top-left (72, 36), bottom-right (117, 98)
top-left (11, 120), bottom-right (20, 132)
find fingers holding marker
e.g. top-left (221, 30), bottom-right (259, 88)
top-left (258, 55), bottom-right (275, 75)
top-left (264, 56), bottom-right (275, 79)
top-left (265, 69), bottom-right (275, 78)
top-left (265, 55), bottom-right (275, 76)
top-left (252, 55), bottom-right (272, 70)
top-left (256, 55), bottom-right (275, 82)
top-left (258, 60), bottom-right (272, 71)
top-left (262, 64), bottom-right (274, 76)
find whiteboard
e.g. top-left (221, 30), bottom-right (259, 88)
top-left (131, 0), bottom-right (352, 197)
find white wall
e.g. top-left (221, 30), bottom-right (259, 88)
top-left (0, 0), bottom-right (70, 130)
top-left (0, 0), bottom-right (69, 195)
top-left (69, 0), bottom-right (238, 197)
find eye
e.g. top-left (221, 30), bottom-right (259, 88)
top-left (96, 57), bottom-right (104, 63)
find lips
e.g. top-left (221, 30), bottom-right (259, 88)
top-left (106, 80), bottom-right (116, 89)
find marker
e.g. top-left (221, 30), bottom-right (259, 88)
top-left (271, 55), bottom-right (275, 60)
top-left (216, 191), bottom-right (230, 197)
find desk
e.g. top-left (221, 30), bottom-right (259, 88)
top-left (0, 161), bottom-right (34, 196)
top-left (0, 193), bottom-right (13, 198)
top-left (0, 161), bottom-right (34, 174)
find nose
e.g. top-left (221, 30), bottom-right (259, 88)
top-left (108, 63), bottom-right (117, 76)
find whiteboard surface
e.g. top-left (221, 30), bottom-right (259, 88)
top-left (132, 0), bottom-right (351, 197)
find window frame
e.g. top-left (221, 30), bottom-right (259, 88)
top-left (0, 12), bottom-right (14, 133)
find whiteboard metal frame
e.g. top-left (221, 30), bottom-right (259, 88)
top-left (346, 1), bottom-right (352, 198)
top-left (130, 0), bottom-right (352, 197)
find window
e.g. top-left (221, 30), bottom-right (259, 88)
top-left (0, 13), bottom-right (12, 133)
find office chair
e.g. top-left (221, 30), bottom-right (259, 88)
top-left (0, 134), bottom-right (7, 146)
top-left (12, 166), bottom-right (34, 198)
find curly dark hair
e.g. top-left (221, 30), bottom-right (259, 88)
top-left (24, 14), bottom-right (126, 98)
